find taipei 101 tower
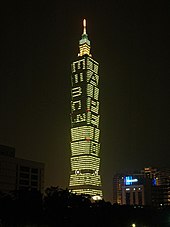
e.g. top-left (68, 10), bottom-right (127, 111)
top-left (69, 19), bottom-right (103, 199)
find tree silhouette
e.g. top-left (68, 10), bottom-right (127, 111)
top-left (0, 186), bottom-right (169, 226)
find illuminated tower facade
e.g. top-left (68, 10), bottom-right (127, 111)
top-left (69, 20), bottom-right (103, 199)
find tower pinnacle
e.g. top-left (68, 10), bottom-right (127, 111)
top-left (83, 19), bottom-right (86, 34)
top-left (78, 19), bottom-right (91, 57)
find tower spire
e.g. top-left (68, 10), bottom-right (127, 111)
top-left (78, 19), bottom-right (91, 57)
top-left (83, 19), bottom-right (86, 34)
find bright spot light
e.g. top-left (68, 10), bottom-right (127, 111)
top-left (132, 224), bottom-right (136, 227)
top-left (92, 195), bottom-right (102, 201)
top-left (83, 19), bottom-right (86, 27)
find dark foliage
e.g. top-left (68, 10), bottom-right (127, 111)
top-left (0, 187), bottom-right (169, 227)
top-left (0, 189), bottom-right (43, 226)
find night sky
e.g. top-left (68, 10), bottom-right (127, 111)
top-left (1, 0), bottom-right (169, 202)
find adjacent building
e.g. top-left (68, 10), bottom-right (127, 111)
top-left (150, 167), bottom-right (170, 207)
top-left (0, 144), bottom-right (45, 193)
top-left (69, 19), bottom-right (103, 199)
top-left (113, 173), bottom-right (152, 206)
top-left (113, 167), bottom-right (170, 207)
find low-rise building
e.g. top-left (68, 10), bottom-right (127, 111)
top-left (0, 144), bottom-right (45, 193)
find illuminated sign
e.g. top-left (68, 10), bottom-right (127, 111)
top-left (152, 178), bottom-right (156, 186)
top-left (125, 176), bottom-right (138, 185)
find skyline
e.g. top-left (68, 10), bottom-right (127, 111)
top-left (1, 1), bottom-right (169, 202)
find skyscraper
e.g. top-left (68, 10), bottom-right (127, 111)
top-left (69, 20), bottom-right (103, 199)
